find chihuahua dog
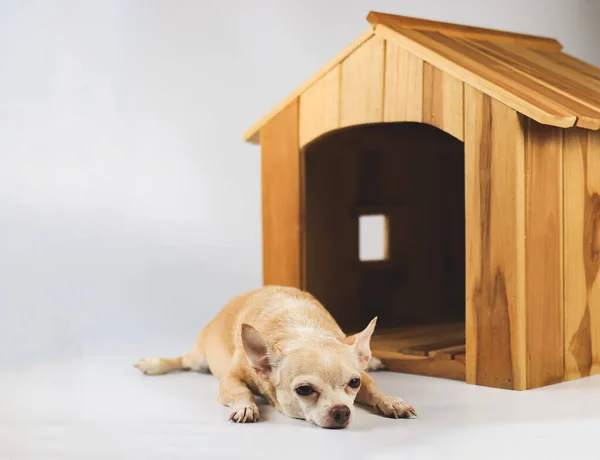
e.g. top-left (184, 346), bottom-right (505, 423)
top-left (134, 286), bottom-right (416, 428)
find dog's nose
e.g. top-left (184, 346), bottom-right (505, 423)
top-left (330, 405), bottom-right (351, 425)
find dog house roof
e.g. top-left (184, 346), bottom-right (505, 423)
top-left (243, 11), bottom-right (600, 144)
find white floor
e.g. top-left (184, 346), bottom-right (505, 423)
top-left (2, 343), bottom-right (600, 460)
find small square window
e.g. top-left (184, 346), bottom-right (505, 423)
top-left (359, 214), bottom-right (388, 261)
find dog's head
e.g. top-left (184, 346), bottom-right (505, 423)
top-left (241, 318), bottom-right (377, 429)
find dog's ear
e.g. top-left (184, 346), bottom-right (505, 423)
top-left (345, 317), bottom-right (377, 369)
top-left (241, 324), bottom-right (276, 375)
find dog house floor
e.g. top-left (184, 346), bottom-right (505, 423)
top-left (370, 322), bottom-right (465, 381)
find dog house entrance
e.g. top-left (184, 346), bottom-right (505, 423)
top-left (304, 122), bottom-right (466, 381)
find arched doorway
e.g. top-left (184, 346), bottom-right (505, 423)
top-left (304, 122), bottom-right (466, 379)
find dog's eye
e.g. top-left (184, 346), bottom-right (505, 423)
top-left (295, 385), bottom-right (315, 396)
top-left (348, 378), bottom-right (361, 389)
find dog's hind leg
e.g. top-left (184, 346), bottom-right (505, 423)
top-left (134, 344), bottom-right (209, 376)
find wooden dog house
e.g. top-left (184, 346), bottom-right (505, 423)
top-left (243, 12), bottom-right (600, 390)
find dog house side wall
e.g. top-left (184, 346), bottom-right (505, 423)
top-left (464, 86), bottom-right (527, 390)
top-left (465, 87), bottom-right (568, 391)
top-left (520, 123), bottom-right (600, 388)
top-left (564, 128), bottom-right (600, 381)
top-left (524, 119), bottom-right (565, 389)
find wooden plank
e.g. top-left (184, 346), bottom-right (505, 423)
top-left (367, 11), bottom-right (563, 52)
top-left (299, 65), bottom-right (340, 147)
top-left (422, 63), bottom-right (464, 141)
top-left (243, 29), bottom-right (374, 144)
top-left (479, 42), bottom-right (600, 103)
top-left (260, 99), bottom-right (302, 287)
top-left (400, 337), bottom-right (464, 356)
top-left (339, 35), bottom-right (385, 127)
top-left (399, 348), bottom-right (429, 357)
top-left (564, 129), bottom-right (600, 380)
top-left (525, 121), bottom-right (564, 388)
top-left (376, 350), bottom-right (466, 381)
top-left (370, 323), bottom-right (465, 354)
top-left (423, 32), bottom-right (600, 129)
top-left (383, 40), bottom-right (423, 123)
top-left (463, 40), bottom-right (600, 130)
top-left (375, 25), bottom-right (577, 129)
top-left (421, 33), bottom-right (600, 131)
top-left (429, 344), bottom-right (467, 360)
top-left (454, 353), bottom-right (466, 364)
top-left (464, 85), bottom-right (527, 390)
top-left (546, 52), bottom-right (600, 85)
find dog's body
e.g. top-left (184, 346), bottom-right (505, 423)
top-left (135, 286), bottom-right (415, 428)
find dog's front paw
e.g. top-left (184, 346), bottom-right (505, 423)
top-left (374, 395), bottom-right (417, 419)
top-left (229, 404), bottom-right (260, 423)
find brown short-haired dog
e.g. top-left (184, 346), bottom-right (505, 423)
top-left (134, 286), bottom-right (416, 428)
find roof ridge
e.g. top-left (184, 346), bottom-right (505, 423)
top-left (367, 11), bottom-right (563, 52)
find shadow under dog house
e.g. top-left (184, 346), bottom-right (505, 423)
top-left (242, 11), bottom-right (600, 390)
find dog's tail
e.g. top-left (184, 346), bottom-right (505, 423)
top-left (133, 346), bottom-right (208, 375)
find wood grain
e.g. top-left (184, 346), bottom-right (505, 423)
top-left (419, 32), bottom-right (600, 129)
top-left (429, 345), bottom-right (467, 360)
top-left (376, 351), bottom-right (466, 381)
top-left (475, 42), bottom-right (600, 107)
top-left (422, 63), bottom-right (464, 141)
top-left (374, 24), bottom-right (577, 129)
top-left (260, 99), bottom-right (303, 287)
top-left (464, 85), bottom-right (527, 390)
top-left (244, 29), bottom-right (374, 144)
top-left (339, 36), bottom-right (385, 128)
top-left (454, 353), bottom-right (466, 364)
top-left (383, 40), bottom-right (423, 123)
top-left (463, 40), bottom-right (600, 130)
top-left (543, 51), bottom-right (600, 86)
top-left (564, 128), bottom-right (600, 380)
top-left (401, 339), bottom-right (465, 357)
top-left (299, 65), bottom-right (340, 147)
top-left (367, 11), bottom-right (563, 52)
top-left (525, 121), bottom-right (564, 388)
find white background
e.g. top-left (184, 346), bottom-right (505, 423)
top-left (1, 0), bottom-right (599, 368)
